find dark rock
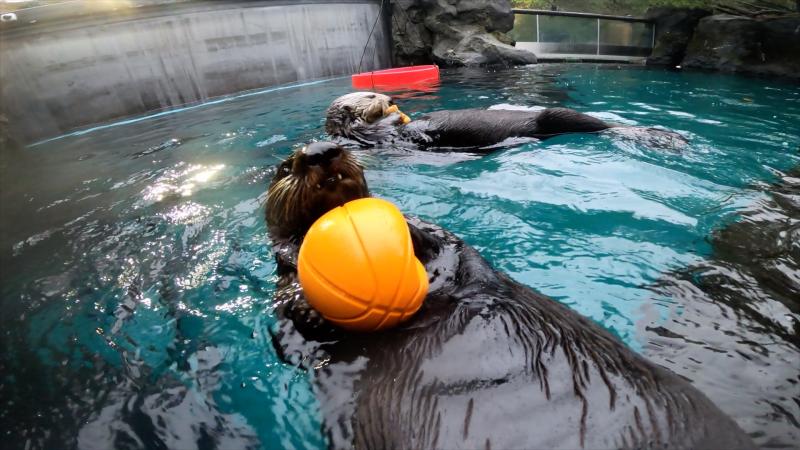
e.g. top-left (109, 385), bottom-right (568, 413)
top-left (431, 26), bottom-right (538, 66)
top-left (682, 14), bottom-right (800, 79)
top-left (391, 0), bottom-right (434, 66)
top-left (390, 0), bottom-right (537, 67)
top-left (645, 7), bottom-right (712, 66)
top-left (682, 15), bottom-right (765, 71)
top-left (752, 15), bottom-right (800, 78)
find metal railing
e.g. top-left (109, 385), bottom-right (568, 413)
top-left (510, 9), bottom-right (655, 61)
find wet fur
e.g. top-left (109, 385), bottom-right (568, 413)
top-left (408, 107), bottom-right (612, 147)
top-left (265, 149), bottom-right (368, 240)
top-left (325, 92), bottom-right (688, 151)
top-left (325, 91), bottom-right (616, 149)
top-left (266, 146), bottom-right (752, 449)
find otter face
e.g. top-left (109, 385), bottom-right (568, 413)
top-left (266, 142), bottom-right (369, 239)
top-left (325, 92), bottom-right (410, 142)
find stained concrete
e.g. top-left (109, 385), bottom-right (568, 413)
top-left (0, 1), bottom-right (390, 145)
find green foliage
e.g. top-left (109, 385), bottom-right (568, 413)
top-left (510, 0), bottom-right (713, 15)
top-left (510, 0), bottom-right (798, 15)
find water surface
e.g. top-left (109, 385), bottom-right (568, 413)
top-left (1, 65), bottom-right (798, 449)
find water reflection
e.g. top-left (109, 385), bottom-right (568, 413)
top-left (641, 168), bottom-right (799, 447)
top-left (141, 163), bottom-right (226, 204)
top-left (0, 65), bottom-right (798, 449)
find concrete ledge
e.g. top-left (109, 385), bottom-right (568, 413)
top-left (0, 0), bottom-right (382, 37)
top-left (535, 54), bottom-right (647, 63)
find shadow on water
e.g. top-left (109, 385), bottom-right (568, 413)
top-left (642, 167), bottom-right (800, 448)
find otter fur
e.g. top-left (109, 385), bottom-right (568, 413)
top-left (325, 92), bottom-right (685, 150)
top-left (265, 142), bottom-right (752, 449)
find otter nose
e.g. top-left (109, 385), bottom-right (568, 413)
top-left (302, 142), bottom-right (342, 167)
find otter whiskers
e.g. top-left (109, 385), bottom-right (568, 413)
top-left (266, 175), bottom-right (302, 230)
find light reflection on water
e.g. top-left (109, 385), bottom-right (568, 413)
top-left (0, 65), bottom-right (798, 449)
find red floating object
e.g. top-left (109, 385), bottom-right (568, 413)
top-left (351, 65), bottom-right (440, 89)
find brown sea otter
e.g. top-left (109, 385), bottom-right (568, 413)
top-left (325, 92), bottom-right (687, 150)
top-left (266, 142), bottom-right (752, 449)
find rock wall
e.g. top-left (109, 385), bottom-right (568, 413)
top-left (645, 7), bottom-right (711, 66)
top-left (647, 7), bottom-right (800, 80)
top-left (682, 14), bottom-right (800, 79)
top-left (390, 0), bottom-right (536, 67)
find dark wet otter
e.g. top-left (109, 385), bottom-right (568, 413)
top-left (645, 167), bottom-right (800, 447)
top-left (325, 92), bottom-right (686, 150)
top-left (265, 142), bottom-right (753, 449)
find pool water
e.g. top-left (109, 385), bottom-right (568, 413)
top-left (1, 65), bottom-right (798, 449)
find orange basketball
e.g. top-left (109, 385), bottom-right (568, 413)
top-left (297, 198), bottom-right (429, 332)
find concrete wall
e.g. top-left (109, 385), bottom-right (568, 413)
top-left (0, 1), bottom-right (390, 145)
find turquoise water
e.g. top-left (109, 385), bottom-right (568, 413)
top-left (1, 65), bottom-right (798, 448)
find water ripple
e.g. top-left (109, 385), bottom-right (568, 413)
top-left (1, 65), bottom-right (798, 449)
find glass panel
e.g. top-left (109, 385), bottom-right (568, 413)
top-left (598, 20), bottom-right (653, 56)
top-left (510, 13), bottom-right (538, 43)
top-left (510, 14), bottom-right (655, 57)
top-left (536, 15), bottom-right (598, 54)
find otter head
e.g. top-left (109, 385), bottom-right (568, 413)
top-left (266, 142), bottom-right (369, 240)
top-left (325, 92), bottom-right (411, 143)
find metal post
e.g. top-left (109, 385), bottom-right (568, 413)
top-left (596, 18), bottom-right (600, 55)
top-left (651, 23), bottom-right (656, 49)
top-left (536, 14), bottom-right (540, 42)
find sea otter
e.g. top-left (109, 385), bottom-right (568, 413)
top-left (325, 92), bottom-right (686, 150)
top-left (265, 142), bottom-right (752, 449)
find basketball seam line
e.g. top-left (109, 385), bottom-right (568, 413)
top-left (376, 219), bottom-right (411, 329)
top-left (304, 258), bottom-right (371, 310)
top-left (305, 261), bottom-right (395, 323)
top-left (346, 205), bottom-right (380, 310)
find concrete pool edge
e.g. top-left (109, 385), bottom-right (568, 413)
top-left (26, 76), bottom-right (345, 148)
top-left (1, 0), bottom-right (390, 146)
